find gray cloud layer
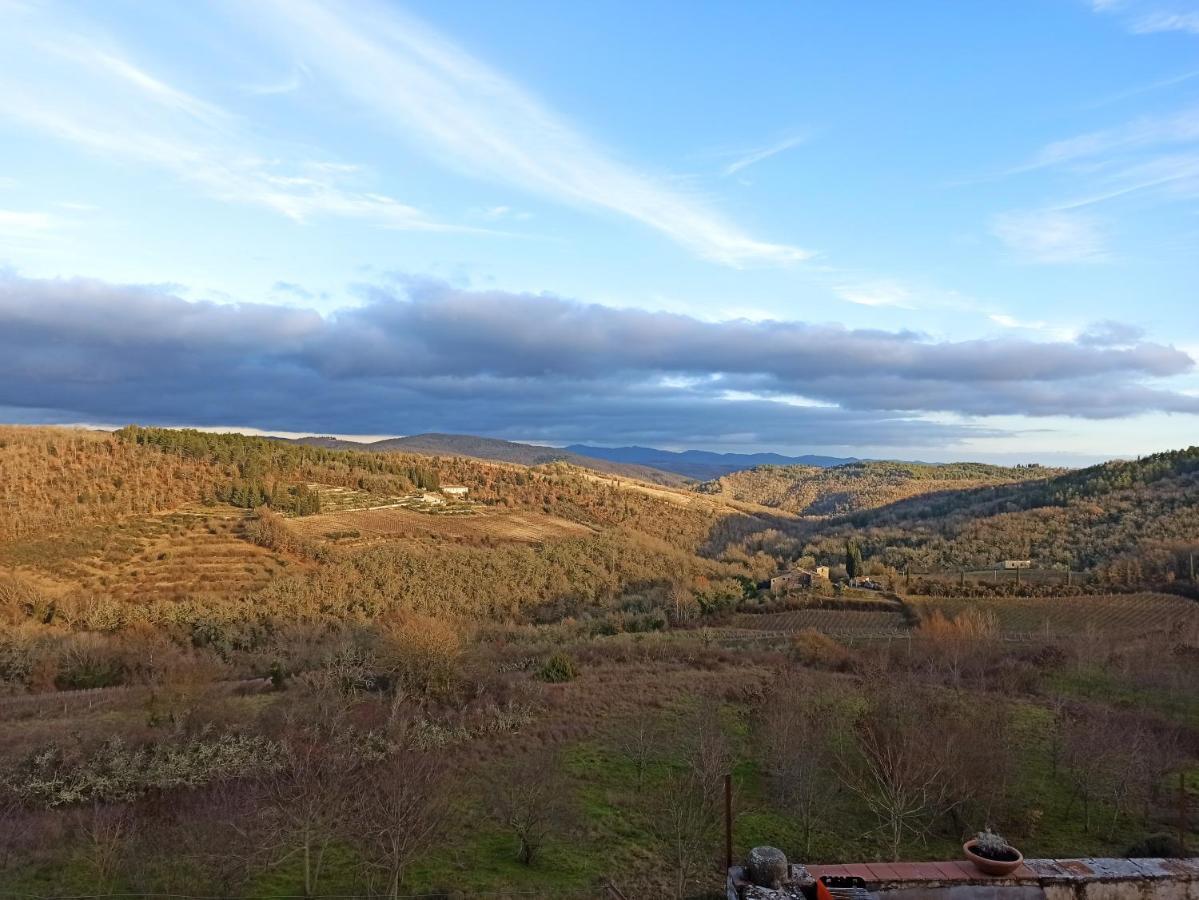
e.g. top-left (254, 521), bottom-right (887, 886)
top-left (1, 271), bottom-right (1195, 448)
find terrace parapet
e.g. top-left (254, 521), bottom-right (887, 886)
top-left (728, 856), bottom-right (1199, 900)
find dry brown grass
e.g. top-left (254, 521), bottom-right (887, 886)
top-left (288, 504), bottom-right (594, 547)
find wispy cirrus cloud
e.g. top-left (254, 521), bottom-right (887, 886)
top-left (991, 209), bottom-right (1109, 263)
top-left (1092, 0), bottom-right (1199, 36)
top-left (236, 0), bottom-right (808, 266)
top-left (989, 313), bottom-right (1050, 331)
top-left (994, 101), bottom-right (1199, 259)
top-left (721, 133), bottom-right (808, 177)
top-left (833, 280), bottom-right (915, 309)
top-left (1026, 107), bottom-right (1199, 210)
top-left (1131, 10), bottom-right (1199, 34)
top-left (241, 63), bottom-right (310, 96)
top-left (0, 210), bottom-right (57, 233)
top-left (0, 10), bottom-right (459, 232)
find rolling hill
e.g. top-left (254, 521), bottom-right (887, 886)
top-left (275, 432), bottom-right (690, 486)
top-left (800, 446), bottom-right (1199, 578)
top-left (695, 459), bottom-right (1057, 516)
top-left (0, 424), bottom-right (777, 621)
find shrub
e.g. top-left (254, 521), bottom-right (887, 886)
top-left (1126, 832), bottom-right (1186, 858)
top-left (536, 652), bottom-right (579, 683)
top-left (374, 613), bottom-right (463, 700)
top-left (788, 628), bottom-right (853, 671)
top-left (0, 573), bottom-right (54, 624)
top-left (242, 507), bottom-right (297, 553)
top-left (53, 632), bottom-right (128, 690)
top-left (5, 733), bottom-right (280, 806)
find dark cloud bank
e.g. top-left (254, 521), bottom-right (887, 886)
top-left (1, 270), bottom-right (1195, 450)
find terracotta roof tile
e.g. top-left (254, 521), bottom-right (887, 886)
top-left (863, 862), bottom-right (903, 882)
top-left (1159, 858), bottom-right (1199, 878)
top-left (903, 862), bottom-right (952, 881)
top-left (931, 861), bottom-right (974, 880)
top-left (1023, 859), bottom-right (1070, 879)
top-left (1056, 859), bottom-right (1096, 879)
top-left (1009, 863), bottom-right (1038, 882)
top-left (837, 864), bottom-right (877, 882)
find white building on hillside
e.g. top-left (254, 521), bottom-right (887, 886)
top-left (441, 485), bottom-right (469, 497)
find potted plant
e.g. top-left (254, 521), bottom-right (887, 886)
top-left (963, 829), bottom-right (1023, 876)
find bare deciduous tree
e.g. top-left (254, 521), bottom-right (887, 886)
top-left (835, 680), bottom-right (951, 860)
top-left (351, 752), bottom-right (447, 899)
top-left (762, 674), bottom-right (842, 857)
top-left (488, 752), bottom-right (573, 866)
top-left (73, 802), bottom-right (133, 892)
top-left (618, 709), bottom-right (662, 791)
top-left (655, 769), bottom-right (715, 900)
top-left (688, 706), bottom-right (733, 806)
top-left (261, 722), bottom-right (357, 897)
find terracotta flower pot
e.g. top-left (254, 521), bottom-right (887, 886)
top-left (963, 839), bottom-right (1023, 876)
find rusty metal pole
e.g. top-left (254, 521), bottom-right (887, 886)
top-left (1181, 771), bottom-right (1189, 857)
top-left (725, 772), bottom-right (734, 872)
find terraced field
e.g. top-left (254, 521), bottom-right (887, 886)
top-left (0, 509), bottom-right (298, 603)
top-left (289, 504), bottom-right (595, 547)
top-left (909, 593), bottom-right (1199, 638)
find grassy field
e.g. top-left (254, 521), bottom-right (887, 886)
top-left (289, 503), bottom-right (596, 548)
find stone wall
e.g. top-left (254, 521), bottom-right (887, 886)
top-left (728, 858), bottom-right (1199, 900)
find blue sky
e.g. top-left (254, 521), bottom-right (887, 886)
top-left (1, 0), bottom-right (1197, 464)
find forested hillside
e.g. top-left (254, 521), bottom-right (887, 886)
top-left (697, 459), bottom-right (1055, 516)
top-left (279, 432), bottom-right (691, 486)
top-left (0, 426), bottom-right (442, 540)
top-left (800, 446), bottom-right (1199, 579)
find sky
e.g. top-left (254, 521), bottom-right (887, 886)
top-left (1, 0), bottom-right (1198, 465)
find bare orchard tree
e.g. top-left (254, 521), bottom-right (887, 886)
top-left (73, 801), bottom-right (134, 892)
top-left (261, 726), bottom-right (357, 897)
top-left (937, 698), bottom-right (1017, 834)
top-left (835, 680), bottom-right (952, 861)
top-left (688, 705), bottom-right (733, 806)
top-left (618, 707), bottom-right (663, 791)
top-left (1060, 708), bottom-right (1122, 835)
top-left (0, 789), bottom-right (24, 874)
top-left (647, 704), bottom-right (731, 899)
top-left (350, 752), bottom-right (448, 900)
top-left (655, 768), bottom-right (716, 900)
top-left (487, 751), bottom-right (574, 866)
top-left (1062, 707), bottom-right (1182, 838)
top-left (762, 673), bottom-right (843, 857)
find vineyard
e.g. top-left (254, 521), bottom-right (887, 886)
top-left (721, 593), bottom-right (1199, 642)
top-left (909, 592), bottom-right (1199, 638)
top-left (729, 607), bottom-right (909, 637)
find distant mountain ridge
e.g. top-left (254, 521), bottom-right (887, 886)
top-left (564, 444), bottom-right (858, 480)
top-left (273, 433), bottom-right (690, 486)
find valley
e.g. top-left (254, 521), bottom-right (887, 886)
top-left (0, 425), bottom-right (1196, 898)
